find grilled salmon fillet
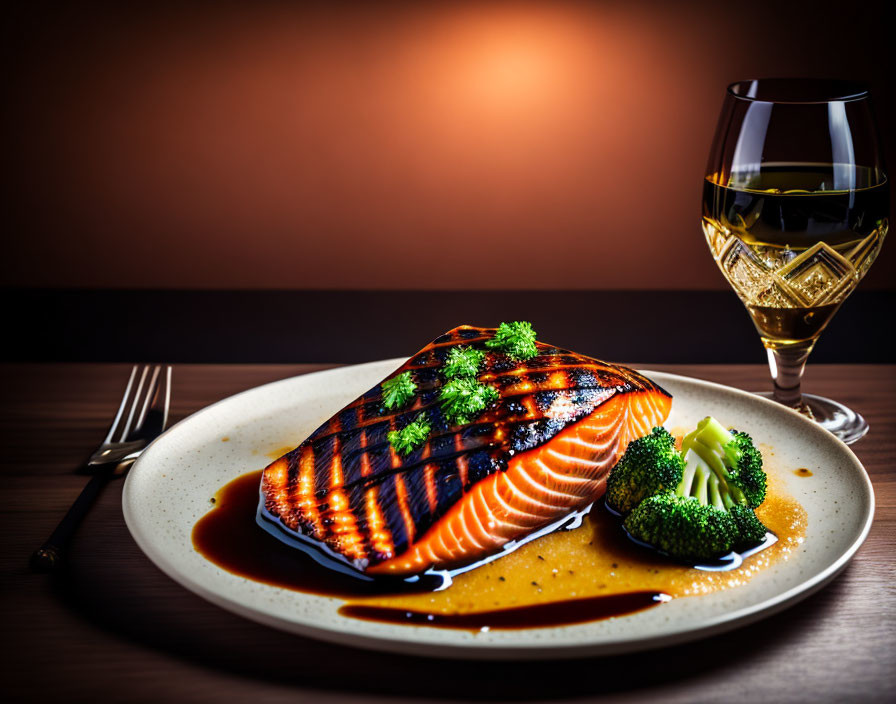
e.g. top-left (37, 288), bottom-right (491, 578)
top-left (259, 325), bottom-right (671, 578)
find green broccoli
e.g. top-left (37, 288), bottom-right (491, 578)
top-left (680, 416), bottom-right (766, 508)
top-left (607, 416), bottom-right (770, 563)
top-left (728, 504), bottom-right (770, 552)
top-left (623, 494), bottom-right (737, 562)
top-left (605, 427), bottom-right (684, 515)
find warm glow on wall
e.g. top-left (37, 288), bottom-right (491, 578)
top-left (435, 8), bottom-right (584, 117)
top-left (4, 2), bottom-right (893, 290)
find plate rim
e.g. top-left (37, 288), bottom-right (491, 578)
top-left (122, 362), bottom-right (875, 660)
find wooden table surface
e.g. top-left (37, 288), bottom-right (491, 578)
top-left (2, 363), bottom-right (894, 703)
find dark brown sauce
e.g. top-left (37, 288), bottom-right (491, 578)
top-left (339, 592), bottom-right (664, 631)
top-left (193, 470), bottom-right (669, 628)
top-left (794, 467), bottom-right (813, 477)
top-left (192, 470), bottom-right (427, 597)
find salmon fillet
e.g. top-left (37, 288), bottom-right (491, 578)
top-left (259, 325), bottom-right (671, 578)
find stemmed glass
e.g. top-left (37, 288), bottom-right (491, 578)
top-left (703, 79), bottom-right (888, 443)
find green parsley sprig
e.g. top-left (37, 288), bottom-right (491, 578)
top-left (388, 415), bottom-right (431, 455)
top-left (439, 377), bottom-right (500, 426)
top-left (485, 321), bottom-right (538, 361)
top-left (442, 346), bottom-right (485, 379)
top-left (381, 371), bottom-right (417, 410)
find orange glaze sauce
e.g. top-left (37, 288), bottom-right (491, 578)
top-left (192, 441), bottom-right (807, 629)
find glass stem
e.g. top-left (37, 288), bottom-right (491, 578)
top-left (766, 343), bottom-right (813, 409)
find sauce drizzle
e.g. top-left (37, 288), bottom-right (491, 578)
top-left (192, 470), bottom-right (431, 597)
top-left (339, 592), bottom-right (668, 631)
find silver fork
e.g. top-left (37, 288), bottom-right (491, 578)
top-left (31, 364), bottom-right (173, 571)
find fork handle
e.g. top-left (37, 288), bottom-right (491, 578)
top-left (30, 466), bottom-right (116, 572)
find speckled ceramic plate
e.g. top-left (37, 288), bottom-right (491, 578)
top-left (122, 361), bottom-right (874, 659)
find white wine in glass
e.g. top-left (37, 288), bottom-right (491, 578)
top-left (703, 79), bottom-right (888, 443)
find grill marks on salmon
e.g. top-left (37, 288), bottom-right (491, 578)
top-left (260, 326), bottom-right (671, 577)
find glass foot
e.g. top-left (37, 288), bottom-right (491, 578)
top-left (755, 392), bottom-right (869, 444)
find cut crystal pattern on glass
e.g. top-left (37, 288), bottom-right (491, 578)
top-left (753, 280), bottom-right (804, 308)
top-left (773, 241), bottom-right (855, 306)
top-left (702, 219), bottom-right (729, 255)
top-left (845, 227), bottom-right (887, 280)
top-left (715, 232), bottom-right (774, 303)
top-left (705, 221), bottom-right (887, 310)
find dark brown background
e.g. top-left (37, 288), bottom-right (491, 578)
top-left (3, 0), bottom-right (893, 292)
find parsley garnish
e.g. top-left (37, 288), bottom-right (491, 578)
top-left (439, 377), bottom-right (500, 426)
top-left (388, 415), bottom-right (431, 455)
top-left (381, 371), bottom-right (417, 410)
top-left (442, 346), bottom-right (485, 379)
top-left (485, 321), bottom-right (538, 361)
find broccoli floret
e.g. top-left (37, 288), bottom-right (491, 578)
top-left (615, 416), bottom-right (770, 563)
top-left (729, 504), bottom-right (768, 552)
top-left (606, 427), bottom-right (684, 515)
top-left (680, 416), bottom-right (766, 508)
top-left (624, 494), bottom-right (737, 563)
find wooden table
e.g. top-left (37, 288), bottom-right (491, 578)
top-left (2, 364), bottom-right (894, 703)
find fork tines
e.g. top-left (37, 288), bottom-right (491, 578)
top-left (88, 364), bottom-right (172, 467)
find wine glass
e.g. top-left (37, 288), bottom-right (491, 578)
top-left (703, 79), bottom-right (888, 443)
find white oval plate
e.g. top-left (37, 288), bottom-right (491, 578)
top-left (123, 361), bottom-right (874, 660)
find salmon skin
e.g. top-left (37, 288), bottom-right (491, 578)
top-left (259, 325), bottom-right (671, 580)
